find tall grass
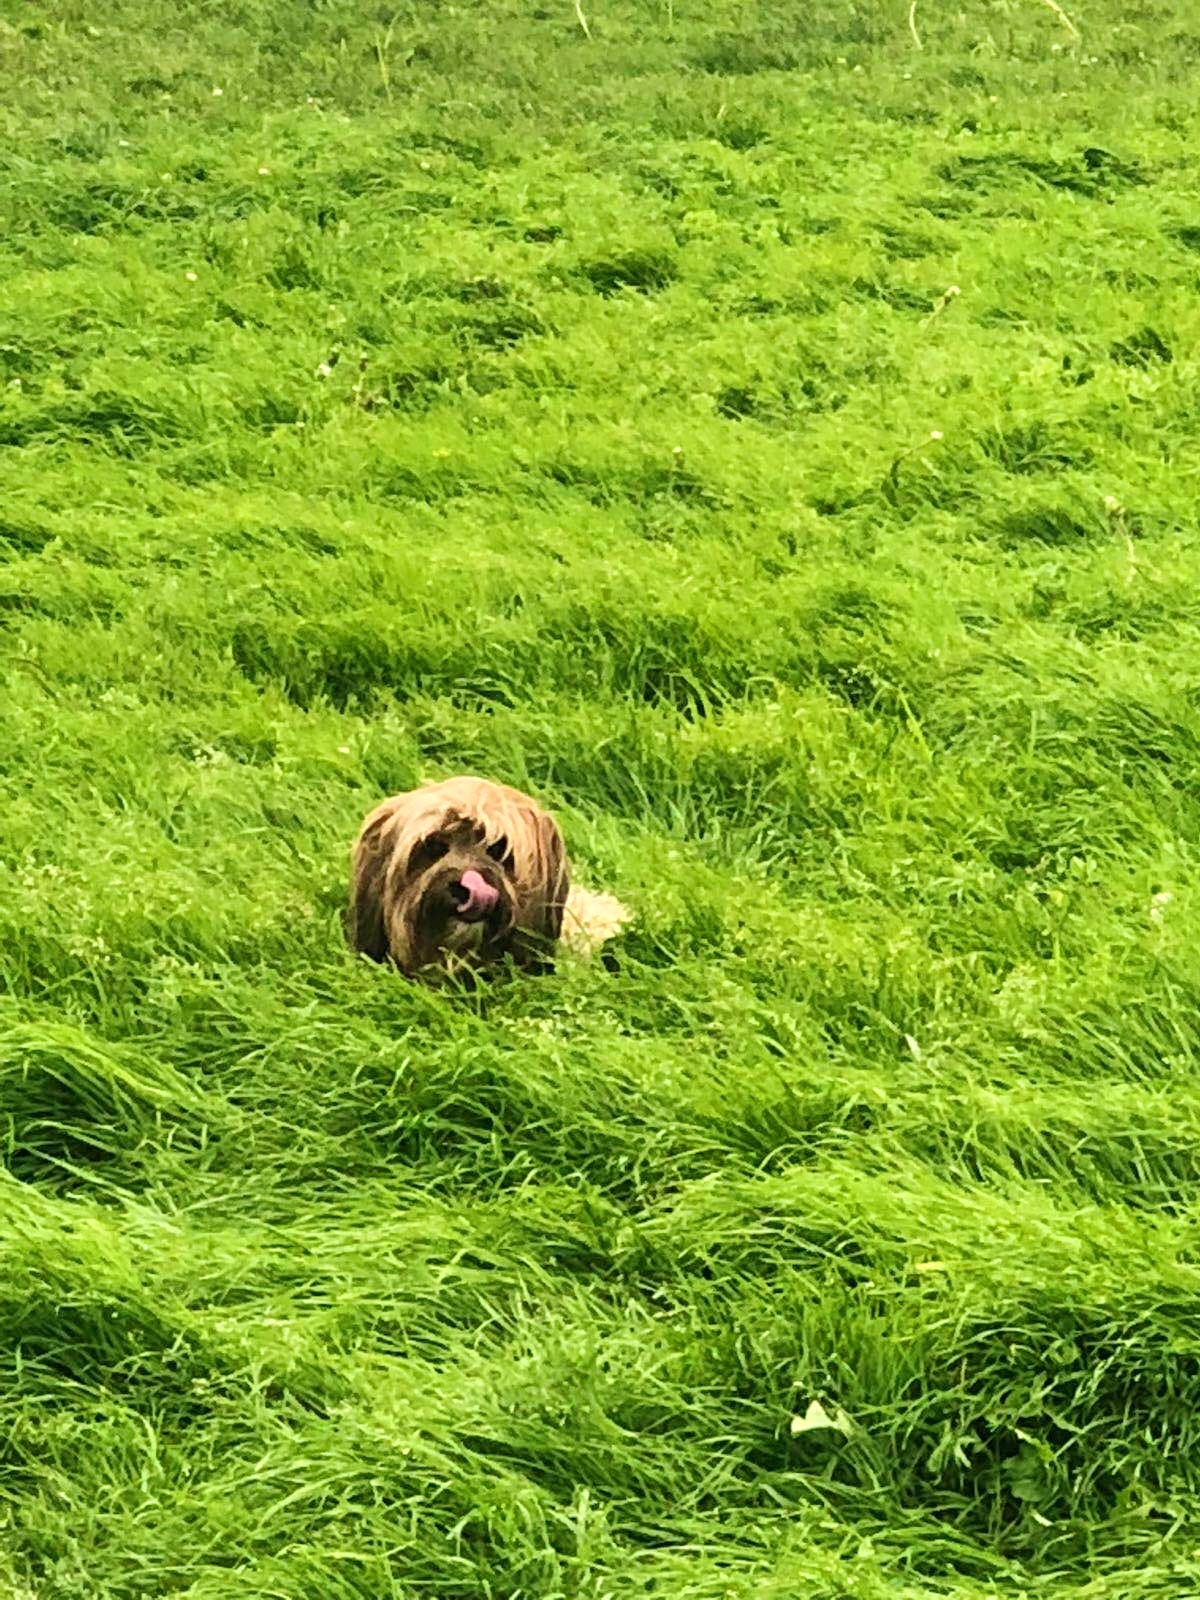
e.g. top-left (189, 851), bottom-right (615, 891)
top-left (2, 1), bottom-right (1200, 1593)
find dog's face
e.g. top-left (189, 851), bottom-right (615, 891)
top-left (398, 815), bottom-right (519, 971)
top-left (349, 778), bottom-right (569, 979)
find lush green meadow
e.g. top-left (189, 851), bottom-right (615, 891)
top-left (3, 0), bottom-right (1200, 1593)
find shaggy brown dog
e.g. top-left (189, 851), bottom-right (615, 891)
top-left (349, 776), bottom-right (584, 978)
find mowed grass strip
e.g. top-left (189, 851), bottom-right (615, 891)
top-left (3, 0), bottom-right (1200, 1594)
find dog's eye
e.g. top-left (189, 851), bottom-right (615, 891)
top-left (410, 835), bottom-right (449, 872)
top-left (487, 837), bottom-right (513, 870)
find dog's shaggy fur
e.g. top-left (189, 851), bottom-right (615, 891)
top-left (349, 775), bottom-right (627, 978)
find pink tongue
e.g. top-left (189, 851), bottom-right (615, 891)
top-left (459, 869), bottom-right (499, 920)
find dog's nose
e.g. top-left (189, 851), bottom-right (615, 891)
top-left (454, 869), bottom-right (500, 921)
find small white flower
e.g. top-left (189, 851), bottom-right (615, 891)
top-left (258, 165), bottom-right (270, 175)
top-left (929, 429), bottom-right (944, 441)
top-left (212, 86), bottom-right (224, 96)
top-left (791, 1400), bottom-right (853, 1438)
top-left (184, 270), bottom-right (198, 281)
top-left (316, 361), bottom-right (334, 379)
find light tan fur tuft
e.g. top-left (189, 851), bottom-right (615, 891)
top-left (560, 884), bottom-right (633, 960)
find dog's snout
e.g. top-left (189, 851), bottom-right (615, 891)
top-left (455, 869), bottom-right (500, 921)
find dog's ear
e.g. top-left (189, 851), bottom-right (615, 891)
top-left (532, 812), bottom-right (570, 945)
top-left (348, 806), bottom-right (394, 962)
top-left (507, 810), bottom-right (569, 973)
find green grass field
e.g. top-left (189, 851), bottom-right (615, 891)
top-left (3, 0), bottom-right (1200, 1593)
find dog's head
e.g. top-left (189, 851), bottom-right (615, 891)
top-left (349, 777), bottom-right (569, 978)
